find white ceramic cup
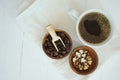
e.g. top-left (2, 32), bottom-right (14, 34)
top-left (69, 9), bottom-right (114, 47)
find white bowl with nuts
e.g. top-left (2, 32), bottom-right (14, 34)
top-left (69, 46), bottom-right (98, 75)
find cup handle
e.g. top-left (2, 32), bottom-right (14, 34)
top-left (68, 9), bottom-right (79, 21)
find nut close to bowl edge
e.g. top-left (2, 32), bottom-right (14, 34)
top-left (69, 46), bottom-right (98, 75)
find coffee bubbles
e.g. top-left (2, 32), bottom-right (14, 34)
top-left (79, 12), bottom-right (111, 44)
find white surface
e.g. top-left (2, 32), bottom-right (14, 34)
top-left (17, 0), bottom-right (35, 15)
top-left (0, 0), bottom-right (120, 80)
top-left (17, 0), bottom-right (120, 80)
top-left (89, 51), bottom-right (120, 80)
top-left (20, 33), bottom-right (68, 80)
top-left (0, 0), bottom-right (24, 80)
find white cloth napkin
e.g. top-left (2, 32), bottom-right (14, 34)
top-left (17, 0), bottom-right (120, 80)
top-left (17, 0), bottom-right (35, 15)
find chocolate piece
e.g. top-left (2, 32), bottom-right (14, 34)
top-left (42, 30), bottom-right (72, 59)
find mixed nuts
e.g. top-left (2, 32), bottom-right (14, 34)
top-left (72, 49), bottom-right (93, 71)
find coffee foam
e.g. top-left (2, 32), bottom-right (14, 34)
top-left (79, 12), bottom-right (111, 44)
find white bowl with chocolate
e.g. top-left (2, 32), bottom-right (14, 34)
top-left (69, 46), bottom-right (98, 75)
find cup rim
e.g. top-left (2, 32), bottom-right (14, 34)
top-left (76, 9), bottom-right (114, 47)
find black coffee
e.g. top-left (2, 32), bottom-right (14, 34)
top-left (79, 12), bottom-right (111, 44)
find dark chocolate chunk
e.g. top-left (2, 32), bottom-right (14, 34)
top-left (43, 31), bottom-right (72, 59)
